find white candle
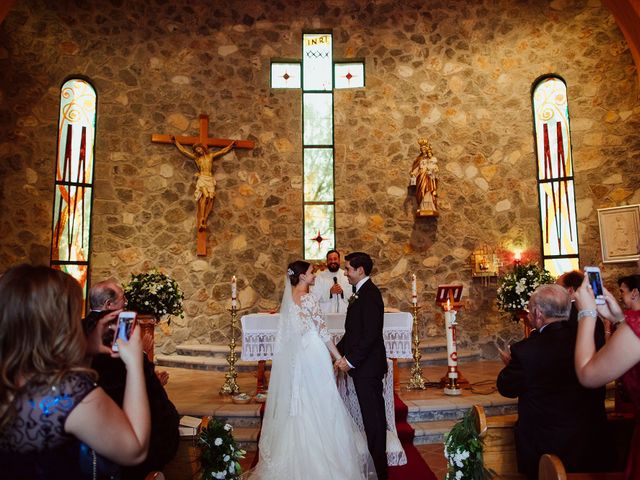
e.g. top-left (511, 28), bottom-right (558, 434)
top-left (411, 274), bottom-right (417, 305)
top-left (446, 298), bottom-right (451, 311)
top-left (444, 309), bottom-right (458, 368)
top-left (231, 276), bottom-right (237, 308)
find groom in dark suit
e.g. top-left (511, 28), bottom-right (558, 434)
top-left (335, 252), bottom-right (388, 480)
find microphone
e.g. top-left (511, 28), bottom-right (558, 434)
top-left (334, 277), bottom-right (344, 299)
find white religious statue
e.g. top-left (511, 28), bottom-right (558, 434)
top-left (410, 137), bottom-right (439, 217)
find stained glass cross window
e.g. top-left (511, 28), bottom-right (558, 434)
top-left (271, 32), bottom-right (365, 260)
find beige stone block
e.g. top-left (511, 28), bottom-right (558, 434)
top-left (465, 165), bottom-right (478, 179)
top-left (583, 132), bottom-right (603, 146)
top-left (604, 111), bottom-right (619, 123)
top-left (122, 212), bottom-right (135, 224)
top-left (506, 150), bottom-right (521, 165)
top-left (159, 164), bottom-right (174, 178)
top-left (167, 113), bottom-right (190, 131)
top-left (571, 118), bottom-right (593, 130)
top-left (116, 247), bottom-right (143, 266)
top-left (368, 214), bottom-right (384, 231)
top-left (603, 173), bottom-right (623, 185)
top-left (573, 150), bottom-right (605, 171)
top-left (25, 168), bottom-right (37, 184)
top-left (231, 235), bottom-right (247, 251)
top-left (495, 200), bottom-right (511, 212)
top-left (576, 198), bottom-right (594, 219)
top-left (218, 44), bottom-right (239, 56)
top-left (446, 161), bottom-right (463, 178)
top-left (452, 248), bottom-right (470, 260)
top-left (389, 258), bottom-right (408, 278)
top-left (398, 66), bottom-right (413, 78)
top-left (257, 218), bottom-right (270, 235)
top-left (171, 75), bottom-right (190, 85)
top-left (387, 186), bottom-right (405, 197)
top-left (238, 184), bottom-right (254, 196)
top-left (609, 188), bottom-right (633, 202)
top-left (422, 256), bottom-right (440, 268)
top-left (191, 260), bottom-right (209, 272)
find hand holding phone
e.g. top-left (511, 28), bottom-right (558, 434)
top-left (584, 267), bottom-right (605, 305)
top-left (112, 311), bottom-right (137, 352)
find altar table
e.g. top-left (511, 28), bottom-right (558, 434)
top-left (240, 311), bottom-right (413, 391)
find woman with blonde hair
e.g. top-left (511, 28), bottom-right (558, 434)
top-left (0, 264), bottom-right (150, 479)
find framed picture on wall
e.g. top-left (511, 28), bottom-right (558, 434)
top-left (597, 205), bottom-right (640, 263)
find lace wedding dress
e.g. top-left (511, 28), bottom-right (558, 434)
top-left (248, 286), bottom-right (376, 480)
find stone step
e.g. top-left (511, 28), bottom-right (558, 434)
top-left (406, 397), bottom-right (518, 423)
top-left (159, 340), bottom-right (480, 372)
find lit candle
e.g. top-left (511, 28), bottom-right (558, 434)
top-left (514, 250), bottom-right (522, 264)
top-left (446, 298), bottom-right (451, 311)
top-left (231, 276), bottom-right (237, 308)
top-left (411, 274), bottom-right (417, 305)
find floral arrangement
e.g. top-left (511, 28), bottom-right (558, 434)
top-left (123, 269), bottom-right (184, 323)
top-left (444, 408), bottom-right (486, 480)
top-left (496, 262), bottom-right (554, 318)
top-left (197, 417), bottom-right (246, 480)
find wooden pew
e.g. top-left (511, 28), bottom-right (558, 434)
top-left (538, 454), bottom-right (624, 480)
top-left (472, 405), bottom-right (633, 480)
top-left (472, 404), bottom-right (524, 479)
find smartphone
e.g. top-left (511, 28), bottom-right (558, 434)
top-left (584, 266), bottom-right (605, 305)
top-left (112, 311), bottom-right (137, 352)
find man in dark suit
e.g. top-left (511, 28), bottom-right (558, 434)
top-left (335, 252), bottom-right (388, 480)
top-left (85, 280), bottom-right (180, 480)
top-left (497, 284), bottom-right (608, 479)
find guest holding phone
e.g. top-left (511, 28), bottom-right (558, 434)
top-left (0, 264), bottom-right (150, 479)
top-left (574, 274), bottom-right (640, 479)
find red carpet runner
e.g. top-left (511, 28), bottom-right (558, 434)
top-left (388, 393), bottom-right (437, 480)
top-left (251, 393), bottom-right (437, 479)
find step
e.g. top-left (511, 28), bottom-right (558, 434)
top-left (159, 341), bottom-right (480, 372)
top-left (156, 354), bottom-right (259, 372)
top-left (406, 397), bottom-right (518, 423)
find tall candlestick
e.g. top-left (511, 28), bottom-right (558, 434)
top-left (231, 276), bottom-right (237, 308)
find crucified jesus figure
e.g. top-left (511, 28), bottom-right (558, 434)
top-left (172, 136), bottom-right (235, 231)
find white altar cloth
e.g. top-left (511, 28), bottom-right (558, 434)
top-left (240, 311), bottom-right (413, 361)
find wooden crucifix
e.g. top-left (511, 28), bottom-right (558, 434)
top-left (152, 114), bottom-right (254, 256)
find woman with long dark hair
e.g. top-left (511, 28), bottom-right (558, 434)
top-left (0, 264), bottom-right (150, 479)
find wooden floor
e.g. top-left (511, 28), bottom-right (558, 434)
top-left (161, 360), bottom-right (509, 479)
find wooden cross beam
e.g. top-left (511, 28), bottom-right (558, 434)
top-left (152, 114), bottom-right (255, 256)
top-left (151, 114), bottom-right (255, 150)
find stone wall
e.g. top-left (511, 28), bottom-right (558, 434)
top-left (1, 0), bottom-right (639, 356)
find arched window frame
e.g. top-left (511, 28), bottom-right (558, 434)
top-left (50, 76), bottom-right (97, 301)
top-left (531, 74), bottom-right (580, 277)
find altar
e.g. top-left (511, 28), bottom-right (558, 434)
top-left (241, 311), bottom-right (413, 360)
top-left (240, 311), bottom-right (413, 391)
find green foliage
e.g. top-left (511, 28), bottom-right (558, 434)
top-left (444, 408), bottom-right (489, 480)
top-left (197, 418), bottom-right (246, 480)
top-left (123, 269), bottom-right (184, 321)
top-left (496, 262), bottom-right (555, 316)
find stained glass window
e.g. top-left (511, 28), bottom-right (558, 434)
top-left (271, 63), bottom-right (301, 89)
top-left (532, 76), bottom-right (579, 277)
top-left (270, 32), bottom-right (364, 260)
top-left (335, 62), bottom-right (365, 89)
top-left (51, 78), bottom-right (97, 300)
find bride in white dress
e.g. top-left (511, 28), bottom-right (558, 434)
top-left (248, 260), bottom-right (375, 479)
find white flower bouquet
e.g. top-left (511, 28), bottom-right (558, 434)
top-left (197, 418), bottom-right (246, 480)
top-left (496, 262), bottom-right (554, 319)
top-left (444, 408), bottom-right (486, 480)
top-left (123, 269), bottom-right (184, 323)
